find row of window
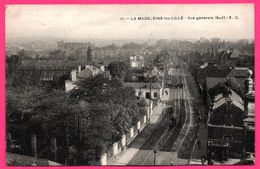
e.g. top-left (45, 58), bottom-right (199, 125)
top-left (138, 92), bottom-right (158, 99)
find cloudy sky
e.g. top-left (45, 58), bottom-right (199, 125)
top-left (6, 4), bottom-right (254, 40)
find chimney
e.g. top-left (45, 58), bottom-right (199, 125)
top-left (100, 65), bottom-right (105, 72)
top-left (226, 95), bottom-right (233, 112)
top-left (225, 95), bottom-right (233, 126)
top-left (222, 86), bottom-right (231, 97)
top-left (78, 65), bottom-right (81, 73)
top-left (71, 69), bottom-right (77, 82)
top-left (85, 65), bottom-right (93, 71)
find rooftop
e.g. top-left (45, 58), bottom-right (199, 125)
top-left (212, 89), bottom-right (244, 111)
top-left (228, 67), bottom-right (251, 78)
top-left (123, 82), bottom-right (162, 89)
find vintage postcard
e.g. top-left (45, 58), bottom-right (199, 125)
top-left (3, 3), bottom-right (255, 167)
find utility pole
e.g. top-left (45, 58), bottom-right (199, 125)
top-left (148, 65), bottom-right (153, 123)
top-left (149, 74), bottom-right (152, 122)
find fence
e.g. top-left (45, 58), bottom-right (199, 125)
top-left (99, 113), bottom-right (150, 165)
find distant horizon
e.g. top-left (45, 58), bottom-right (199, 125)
top-left (6, 36), bottom-right (255, 43)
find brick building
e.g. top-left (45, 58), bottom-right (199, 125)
top-left (207, 88), bottom-right (244, 160)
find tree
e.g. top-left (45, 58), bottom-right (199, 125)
top-left (6, 86), bottom-right (45, 155)
top-left (6, 86), bottom-right (84, 163)
top-left (30, 90), bottom-right (83, 163)
top-left (7, 70), bottom-right (144, 165)
top-left (49, 50), bottom-right (64, 60)
top-left (155, 39), bottom-right (169, 49)
top-left (87, 46), bottom-right (93, 63)
top-left (72, 73), bottom-right (111, 103)
top-left (107, 61), bottom-right (127, 81)
top-left (78, 103), bottom-right (114, 164)
top-left (71, 73), bottom-right (143, 144)
top-left (153, 50), bottom-right (170, 70)
top-left (17, 49), bottom-right (26, 59)
top-left (6, 55), bottom-right (21, 81)
top-left (49, 74), bottom-right (70, 90)
top-left (122, 42), bottom-right (144, 50)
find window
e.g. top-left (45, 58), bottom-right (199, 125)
top-left (223, 135), bottom-right (233, 141)
top-left (154, 92), bottom-right (158, 98)
top-left (146, 92), bottom-right (151, 99)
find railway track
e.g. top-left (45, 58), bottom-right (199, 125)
top-left (128, 74), bottom-right (192, 165)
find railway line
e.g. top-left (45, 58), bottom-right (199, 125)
top-left (110, 60), bottom-right (198, 165)
top-left (127, 74), bottom-right (190, 165)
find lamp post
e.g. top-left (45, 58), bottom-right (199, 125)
top-left (153, 147), bottom-right (157, 166)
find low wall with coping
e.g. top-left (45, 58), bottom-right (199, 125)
top-left (100, 112), bottom-right (150, 165)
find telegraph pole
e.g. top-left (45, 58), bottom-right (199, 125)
top-left (149, 74), bottom-right (152, 123)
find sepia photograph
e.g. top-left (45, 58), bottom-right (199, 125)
top-left (5, 4), bottom-right (255, 166)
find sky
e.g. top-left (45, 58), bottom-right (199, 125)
top-left (5, 4), bottom-right (254, 40)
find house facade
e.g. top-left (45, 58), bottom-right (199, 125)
top-left (65, 64), bottom-right (108, 92)
top-left (123, 82), bottom-right (162, 100)
top-left (129, 54), bottom-right (145, 68)
top-left (207, 89), bottom-right (244, 159)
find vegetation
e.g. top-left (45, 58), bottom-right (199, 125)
top-left (153, 49), bottom-right (170, 70)
top-left (6, 37), bottom-right (254, 165)
top-left (87, 46), bottom-right (93, 63)
top-left (6, 73), bottom-right (146, 165)
top-left (107, 61), bottom-right (127, 81)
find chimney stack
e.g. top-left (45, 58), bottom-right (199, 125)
top-left (100, 65), bottom-right (105, 72)
top-left (85, 65), bottom-right (94, 70)
top-left (71, 69), bottom-right (77, 82)
top-left (222, 86), bottom-right (231, 97)
top-left (226, 95), bottom-right (233, 112)
top-left (225, 95), bottom-right (233, 125)
top-left (78, 65), bottom-right (81, 73)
